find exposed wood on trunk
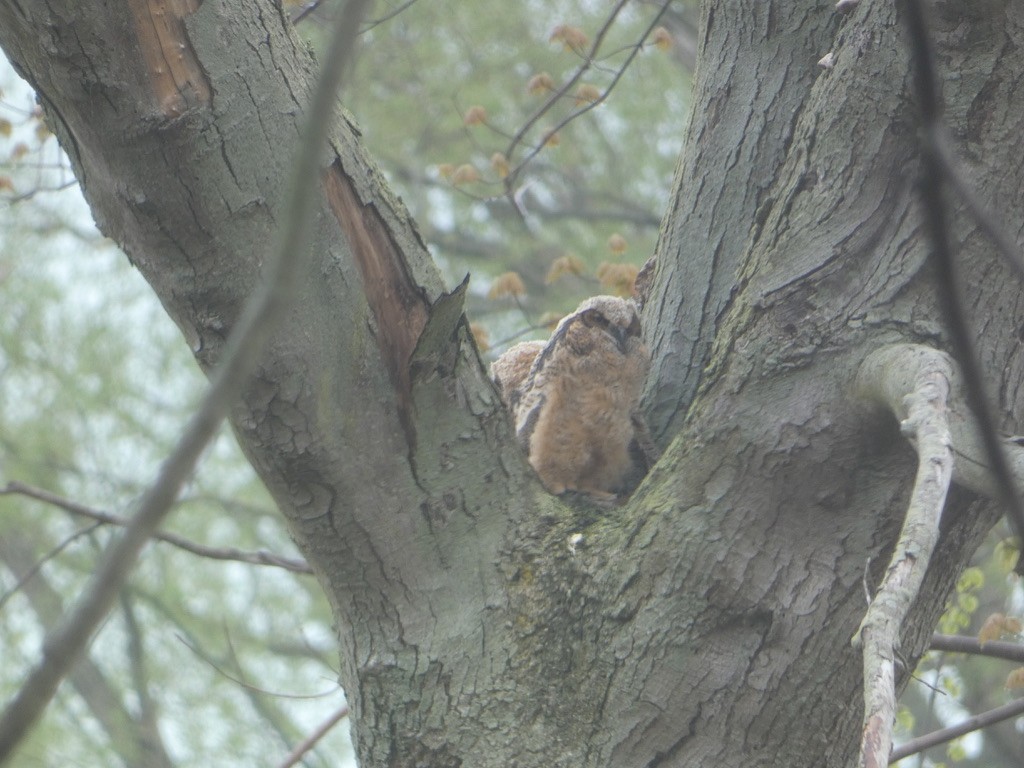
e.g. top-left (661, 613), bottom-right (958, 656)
top-left (324, 160), bottom-right (430, 447)
top-left (126, 0), bottom-right (211, 115)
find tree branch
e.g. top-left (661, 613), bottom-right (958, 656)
top-left (855, 344), bottom-right (1024, 766)
top-left (857, 345), bottom-right (1024, 498)
top-left (0, 1), bottom-right (368, 758)
top-left (1, 481), bottom-right (313, 575)
top-left (174, 632), bottom-right (339, 701)
top-left (504, 0), bottom-right (673, 189)
top-left (930, 633), bottom-right (1024, 664)
top-left (502, 0), bottom-right (631, 173)
top-left (889, 696), bottom-right (1024, 764)
top-left (0, 521), bottom-right (102, 612)
top-left (275, 704), bottom-right (350, 768)
top-left (853, 344), bottom-right (957, 768)
top-left (119, 593), bottom-right (173, 768)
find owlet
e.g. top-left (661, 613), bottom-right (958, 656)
top-left (490, 295), bottom-right (653, 501)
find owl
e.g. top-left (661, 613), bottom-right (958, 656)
top-left (491, 296), bottom-right (653, 501)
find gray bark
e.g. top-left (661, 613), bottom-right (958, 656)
top-left (1, 1), bottom-right (1023, 766)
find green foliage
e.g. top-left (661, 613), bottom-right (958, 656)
top-left (895, 704), bottom-right (915, 735)
top-left (938, 566), bottom-right (985, 634)
top-left (321, 0), bottom-right (690, 349)
top-left (993, 536), bottom-right (1020, 574)
top-left (906, 527), bottom-right (1024, 767)
top-left (957, 567), bottom-right (986, 593)
top-left (947, 738), bottom-right (968, 762)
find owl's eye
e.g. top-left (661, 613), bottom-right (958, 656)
top-left (627, 315), bottom-right (641, 337)
top-left (580, 309), bottom-right (608, 328)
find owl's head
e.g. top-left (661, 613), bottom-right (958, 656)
top-left (570, 295), bottom-right (643, 354)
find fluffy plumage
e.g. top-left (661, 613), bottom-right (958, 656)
top-left (489, 340), bottom-right (544, 410)
top-left (492, 295), bottom-right (651, 500)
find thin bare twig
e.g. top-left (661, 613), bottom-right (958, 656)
top-left (362, 0), bottom-right (419, 32)
top-left (275, 704), bottom-right (350, 768)
top-left (506, 0), bottom-right (673, 187)
top-left (889, 696), bottom-right (1024, 764)
top-left (0, 1), bottom-right (369, 758)
top-left (489, 322), bottom-right (551, 353)
top-left (291, 0), bottom-right (327, 25)
top-left (174, 633), bottom-right (339, 700)
top-left (0, 522), bottom-right (102, 612)
top-left (294, 0), bottom-right (418, 32)
top-left (1, 481), bottom-right (313, 575)
top-left (505, 0), bottom-right (631, 162)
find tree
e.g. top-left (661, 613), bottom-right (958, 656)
top-left (1, 1), bottom-right (1023, 766)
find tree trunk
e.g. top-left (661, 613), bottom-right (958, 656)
top-left (2, 1), bottom-right (1022, 766)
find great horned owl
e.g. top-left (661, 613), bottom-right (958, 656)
top-left (490, 296), bottom-right (653, 501)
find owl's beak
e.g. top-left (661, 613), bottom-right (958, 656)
top-left (609, 325), bottom-right (630, 354)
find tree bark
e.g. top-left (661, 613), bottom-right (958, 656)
top-left (2, 1), bottom-right (1023, 766)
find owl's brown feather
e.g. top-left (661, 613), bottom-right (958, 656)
top-left (493, 296), bottom-right (651, 500)
top-left (489, 340), bottom-right (544, 410)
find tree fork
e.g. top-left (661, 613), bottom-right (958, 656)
top-left (2, 2), bottom-right (1024, 766)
